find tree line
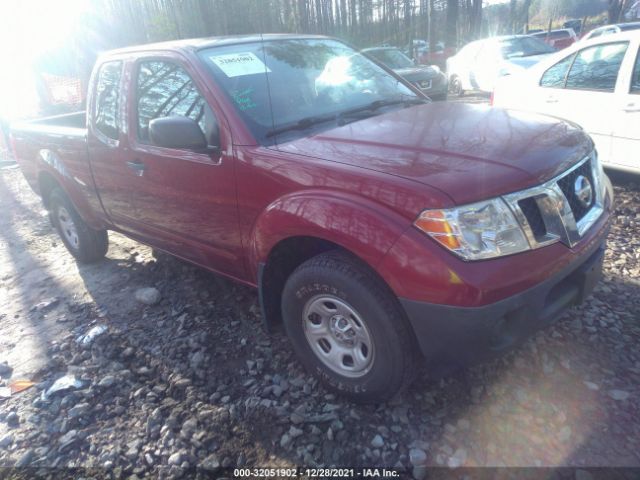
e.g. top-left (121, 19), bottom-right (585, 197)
top-left (31, 0), bottom-right (618, 110)
top-left (77, 0), bottom-right (610, 56)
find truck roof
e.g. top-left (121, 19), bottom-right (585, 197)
top-left (103, 33), bottom-right (330, 57)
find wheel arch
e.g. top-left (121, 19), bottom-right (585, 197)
top-left (35, 152), bottom-right (106, 230)
top-left (251, 191), bottom-right (411, 331)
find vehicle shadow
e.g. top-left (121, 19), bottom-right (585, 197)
top-left (0, 171), bottom-right (77, 380)
top-left (71, 234), bottom-right (640, 469)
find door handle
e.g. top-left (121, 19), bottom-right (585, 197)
top-left (623, 103), bottom-right (640, 113)
top-left (545, 96), bottom-right (558, 104)
top-left (126, 160), bottom-right (146, 177)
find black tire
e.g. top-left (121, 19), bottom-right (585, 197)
top-left (49, 188), bottom-right (108, 263)
top-left (449, 75), bottom-right (464, 97)
top-left (281, 251), bottom-right (419, 403)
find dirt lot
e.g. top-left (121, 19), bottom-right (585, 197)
top-left (1, 111), bottom-right (640, 477)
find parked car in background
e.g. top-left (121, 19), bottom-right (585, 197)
top-left (493, 31), bottom-right (640, 174)
top-left (406, 39), bottom-right (455, 70)
top-left (363, 47), bottom-right (448, 100)
top-left (564, 19), bottom-right (583, 36)
top-left (446, 35), bottom-right (555, 95)
top-left (531, 29), bottom-right (578, 50)
top-left (582, 22), bottom-right (640, 41)
top-left (10, 34), bottom-right (613, 402)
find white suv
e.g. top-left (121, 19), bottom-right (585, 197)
top-left (446, 35), bottom-right (554, 95)
top-left (493, 31), bottom-right (640, 174)
top-left (582, 22), bottom-right (640, 41)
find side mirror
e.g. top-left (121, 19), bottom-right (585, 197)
top-left (149, 116), bottom-right (208, 151)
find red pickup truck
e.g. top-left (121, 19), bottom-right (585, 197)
top-left (10, 34), bottom-right (613, 402)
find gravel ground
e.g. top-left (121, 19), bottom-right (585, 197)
top-left (1, 151), bottom-right (639, 478)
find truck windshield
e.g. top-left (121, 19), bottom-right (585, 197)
top-left (198, 38), bottom-right (418, 144)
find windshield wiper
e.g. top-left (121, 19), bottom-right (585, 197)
top-left (265, 113), bottom-right (338, 138)
top-left (265, 97), bottom-right (428, 138)
top-left (338, 97), bottom-right (428, 120)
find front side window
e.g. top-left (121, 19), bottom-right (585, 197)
top-left (136, 60), bottom-right (217, 145)
top-left (540, 54), bottom-right (575, 88)
top-left (565, 42), bottom-right (628, 92)
top-left (199, 39), bottom-right (418, 145)
top-left (94, 61), bottom-right (122, 141)
top-left (632, 49), bottom-right (640, 94)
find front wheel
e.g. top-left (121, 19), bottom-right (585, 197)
top-left (449, 75), bottom-right (464, 97)
top-left (281, 251), bottom-right (418, 403)
top-left (50, 188), bottom-right (109, 263)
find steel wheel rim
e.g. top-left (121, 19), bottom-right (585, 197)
top-left (451, 78), bottom-right (459, 95)
top-left (57, 206), bottom-right (80, 250)
top-left (302, 295), bottom-right (375, 378)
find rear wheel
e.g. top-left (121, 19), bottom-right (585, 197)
top-left (50, 188), bottom-right (108, 263)
top-left (281, 251), bottom-right (418, 403)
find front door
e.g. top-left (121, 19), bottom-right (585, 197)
top-left (611, 44), bottom-right (640, 171)
top-left (541, 41), bottom-right (630, 165)
top-left (124, 55), bottom-right (244, 278)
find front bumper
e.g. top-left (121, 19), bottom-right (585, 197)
top-left (423, 84), bottom-right (448, 100)
top-left (418, 76), bottom-right (448, 100)
top-left (400, 238), bottom-right (606, 368)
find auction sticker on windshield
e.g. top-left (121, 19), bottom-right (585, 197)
top-left (209, 52), bottom-right (271, 77)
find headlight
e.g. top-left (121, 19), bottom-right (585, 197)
top-left (430, 65), bottom-right (441, 74)
top-left (414, 198), bottom-right (530, 260)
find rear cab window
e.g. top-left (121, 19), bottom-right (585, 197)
top-left (94, 61), bottom-right (123, 142)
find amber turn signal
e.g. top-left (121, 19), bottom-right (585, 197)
top-left (414, 210), bottom-right (461, 250)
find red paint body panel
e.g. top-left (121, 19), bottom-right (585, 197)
top-left (233, 145), bottom-right (452, 280)
top-left (378, 201), bottom-right (612, 306)
top-left (11, 122), bottom-right (106, 230)
top-left (278, 103), bottom-right (593, 205)
top-left (9, 36), bottom-right (611, 315)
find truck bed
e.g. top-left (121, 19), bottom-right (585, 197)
top-left (12, 111), bottom-right (87, 136)
top-left (10, 111), bottom-right (91, 203)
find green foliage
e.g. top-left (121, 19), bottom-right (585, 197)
top-left (531, 0), bottom-right (607, 20)
top-left (147, 13), bottom-right (178, 42)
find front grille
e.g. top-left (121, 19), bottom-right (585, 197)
top-left (518, 197), bottom-right (546, 239)
top-left (556, 159), bottom-right (595, 221)
top-left (415, 79), bottom-right (432, 90)
top-left (503, 153), bottom-right (604, 250)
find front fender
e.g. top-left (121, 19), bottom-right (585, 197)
top-left (249, 189), bottom-right (412, 280)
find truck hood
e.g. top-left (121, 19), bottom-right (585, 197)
top-left (278, 102), bottom-right (592, 205)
